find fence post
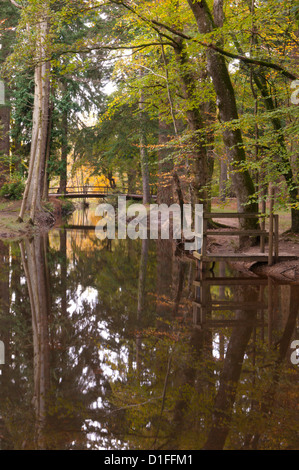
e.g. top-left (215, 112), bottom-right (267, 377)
top-left (202, 215), bottom-right (208, 260)
top-left (260, 201), bottom-right (266, 254)
top-left (274, 214), bottom-right (279, 263)
top-left (268, 184), bottom-right (274, 266)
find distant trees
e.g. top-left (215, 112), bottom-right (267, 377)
top-left (0, 1), bottom-right (19, 186)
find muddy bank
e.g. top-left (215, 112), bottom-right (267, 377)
top-left (249, 260), bottom-right (299, 284)
top-left (0, 197), bottom-right (75, 240)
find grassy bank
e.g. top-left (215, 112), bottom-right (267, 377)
top-left (0, 200), bottom-right (34, 240)
top-left (0, 197), bottom-right (75, 240)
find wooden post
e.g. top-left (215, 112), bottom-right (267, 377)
top-left (260, 192), bottom-right (266, 253)
top-left (274, 214), bottom-right (279, 263)
top-left (199, 265), bottom-right (205, 324)
top-left (268, 184), bottom-right (274, 266)
top-left (202, 216), bottom-right (208, 259)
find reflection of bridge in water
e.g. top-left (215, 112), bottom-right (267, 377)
top-left (49, 185), bottom-right (157, 200)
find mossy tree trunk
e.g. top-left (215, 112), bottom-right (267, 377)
top-left (187, 0), bottom-right (259, 231)
top-left (174, 39), bottom-right (209, 209)
top-left (18, 17), bottom-right (50, 224)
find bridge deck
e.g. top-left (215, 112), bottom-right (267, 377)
top-left (49, 191), bottom-right (149, 200)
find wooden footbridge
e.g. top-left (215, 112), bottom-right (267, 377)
top-left (48, 185), bottom-right (156, 200)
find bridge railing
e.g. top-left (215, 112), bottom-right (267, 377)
top-left (49, 184), bottom-right (148, 196)
top-left (49, 185), bottom-right (111, 194)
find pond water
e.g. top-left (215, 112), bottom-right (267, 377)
top-left (0, 203), bottom-right (298, 450)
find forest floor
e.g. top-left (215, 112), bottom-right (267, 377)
top-left (0, 199), bottom-right (33, 239)
top-left (0, 197), bottom-right (68, 240)
top-left (209, 198), bottom-right (299, 282)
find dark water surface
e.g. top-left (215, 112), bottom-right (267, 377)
top-left (0, 205), bottom-right (298, 450)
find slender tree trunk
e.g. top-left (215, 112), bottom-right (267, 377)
top-left (252, 72), bottom-right (299, 232)
top-left (187, 0), bottom-right (258, 231)
top-left (174, 40), bottom-right (209, 207)
top-left (219, 156), bottom-right (227, 202)
top-left (42, 99), bottom-right (53, 200)
top-left (157, 118), bottom-right (174, 205)
top-left (59, 82), bottom-right (68, 194)
top-left (139, 84), bottom-right (151, 204)
top-left (18, 18), bottom-right (50, 224)
top-left (127, 167), bottom-right (136, 193)
top-left (232, 27), bottom-right (299, 233)
top-left (0, 16), bottom-right (13, 187)
top-left (0, 82), bottom-right (10, 187)
top-left (0, 88), bottom-right (10, 153)
top-left (0, 105), bottom-right (10, 187)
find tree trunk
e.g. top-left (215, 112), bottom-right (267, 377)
top-left (139, 85), bottom-right (151, 205)
top-left (18, 18), bottom-right (50, 224)
top-left (0, 5), bottom-right (14, 187)
top-left (174, 40), bottom-right (209, 207)
top-left (0, 91), bottom-right (10, 154)
top-left (187, 0), bottom-right (258, 230)
top-left (157, 118), bottom-right (174, 205)
top-left (0, 101), bottom-right (10, 187)
top-left (219, 156), bottom-right (227, 202)
top-left (231, 27), bottom-right (299, 232)
top-left (59, 82), bottom-right (68, 194)
top-left (127, 167), bottom-right (136, 193)
top-left (252, 72), bottom-right (299, 232)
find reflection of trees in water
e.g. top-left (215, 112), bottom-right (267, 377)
top-left (20, 236), bottom-right (51, 449)
top-left (0, 231), bottom-right (298, 450)
top-left (200, 276), bottom-right (299, 450)
top-left (0, 232), bottom-right (158, 449)
top-left (203, 288), bottom-right (258, 450)
top-left (109, 255), bottom-right (299, 450)
top-left (244, 284), bottom-right (299, 450)
top-left (0, 240), bottom-right (9, 445)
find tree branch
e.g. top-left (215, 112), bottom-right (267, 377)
top-left (8, 0), bottom-right (23, 8)
top-left (109, 0), bottom-right (298, 80)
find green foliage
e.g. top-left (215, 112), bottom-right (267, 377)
top-left (59, 197), bottom-right (75, 216)
top-left (0, 175), bottom-right (25, 200)
top-left (1, 0), bottom-right (299, 223)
